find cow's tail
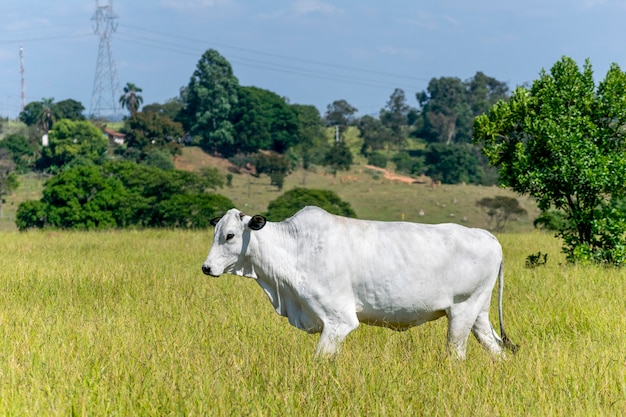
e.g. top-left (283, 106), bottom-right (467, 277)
top-left (497, 260), bottom-right (519, 354)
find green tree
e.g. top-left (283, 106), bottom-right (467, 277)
top-left (255, 151), bottom-right (290, 190)
top-left (358, 115), bottom-right (392, 156)
top-left (230, 86), bottom-right (299, 155)
top-left (380, 88), bottom-right (411, 151)
top-left (292, 104), bottom-right (327, 171)
top-left (476, 196), bottom-right (527, 232)
top-left (141, 148), bottom-right (175, 170)
top-left (265, 187), bottom-right (356, 221)
top-left (416, 72), bottom-right (508, 144)
top-left (324, 99), bottom-right (357, 142)
top-left (0, 134), bottom-right (36, 172)
top-left (40, 97), bottom-right (56, 133)
top-left (424, 143), bottom-right (481, 184)
top-left (19, 101), bottom-right (44, 127)
top-left (16, 162), bottom-right (230, 230)
top-left (122, 111), bottom-right (184, 159)
top-left (0, 148), bottom-right (19, 219)
top-left (323, 140), bottom-right (353, 176)
top-left (417, 77), bottom-right (467, 144)
top-left (142, 97), bottom-right (185, 122)
top-left (38, 119), bottom-right (108, 170)
top-left (119, 83), bottom-right (144, 116)
top-left (55, 99), bottom-right (86, 121)
top-left (474, 56), bottom-right (626, 265)
top-left (180, 49), bottom-right (239, 154)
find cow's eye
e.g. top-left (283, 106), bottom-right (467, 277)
top-left (226, 233), bottom-right (235, 241)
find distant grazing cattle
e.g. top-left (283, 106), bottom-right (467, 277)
top-left (202, 206), bottom-right (518, 359)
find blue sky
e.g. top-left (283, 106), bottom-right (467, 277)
top-left (1, 0), bottom-right (625, 119)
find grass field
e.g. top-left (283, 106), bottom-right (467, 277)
top-left (0, 229), bottom-right (625, 416)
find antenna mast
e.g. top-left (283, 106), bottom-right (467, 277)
top-left (89, 0), bottom-right (121, 119)
top-left (19, 45), bottom-right (25, 112)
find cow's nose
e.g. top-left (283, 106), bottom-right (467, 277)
top-left (202, 264), bottom-right (211, 275)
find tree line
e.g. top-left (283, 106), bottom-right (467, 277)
top-left (4, 50), bottom-right (626, 265)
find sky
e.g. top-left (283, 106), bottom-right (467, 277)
top-left (1, 0), bottom-right (625, 119)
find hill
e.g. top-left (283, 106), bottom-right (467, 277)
top-left (174, 147), bottom-right (540, 233)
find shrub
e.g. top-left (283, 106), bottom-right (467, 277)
top-left (264, 188), bottom-right (356, 221)
top-left (367, 152), bottom-right (387, 168)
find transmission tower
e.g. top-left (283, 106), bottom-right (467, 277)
top-left (89, 0), bottom-right (121, 118)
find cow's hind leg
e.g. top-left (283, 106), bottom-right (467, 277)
top-left (471, 309), bottom-right (504, 356)
top-left (445, 307), bottom-right (476, 360)
top-left (315, 315), bottom-right (359, 358)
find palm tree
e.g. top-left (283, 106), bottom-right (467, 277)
top-left (40, 97), bottom-right (55, 133)
top-left (119, 82), bottom-right (143, 116)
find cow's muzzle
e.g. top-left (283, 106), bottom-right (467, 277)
top-left (201, 264), bottom-right (219, 277)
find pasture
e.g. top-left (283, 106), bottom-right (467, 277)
top-left (1, 229), bottom-right (625, 416)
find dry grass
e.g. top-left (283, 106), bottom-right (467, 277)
top-left (0, 229), bottom-right (625, 415)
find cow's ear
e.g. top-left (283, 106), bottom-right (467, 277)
top-left (248, 215), bottom-right (267, 230)
top-left (210, 216), bottom-right (222, 227)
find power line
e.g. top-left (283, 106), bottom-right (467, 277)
top-left (119, 24), bottom-right (428, 84)
top-left (113, 26), bottom-right (422, 92)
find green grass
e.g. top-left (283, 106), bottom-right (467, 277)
top-left (0, 229), bottom-right (625, 415)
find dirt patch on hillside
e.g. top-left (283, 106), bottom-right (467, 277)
top-left (365, 165), bottom-right (428, 184)
top-left (174, 147), bottom-right (235, 172)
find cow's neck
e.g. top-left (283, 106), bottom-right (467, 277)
top-left (247, 221), bottom-right (300, 316)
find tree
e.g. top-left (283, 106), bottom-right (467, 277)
top-left (474, 56), bottom-right (626, 265)
top-left (123, 111), bottom-right (184, 160)
top-left (40, 97), bottom-right (56, 133)
top-left (254, 151), bottom-right (290, 190)
top-left (324, 99), bottom-right (357, 142)
top-left (19, 101), bottom-right (44, 127)
top-left (476, 196), bottom-right (527, 232)
top-left (16, 162), bottom-right (231, 230)
top-left (292, 104), bottom-right (327, 171)
top-left (0, 134), bottom-right (36, 173)
top-left (416, 72), bottom-right (509, 144)
top-left (264, 187), bottom-right (356, 221)
top-left (38, 119), bottom-right (108, 170)
top-left (0, 148), bottom-right (19, 219)
top-left (358, 115), bottom-right (392, 156)
top-left (380, 88), bottom-right (411, 151)
top-left (142, 97), bottom-right (184, 121)
top-left (119, 83), bottom-right (144, 116)
top-left (424, 143), bottom-right (482, 184)
top-left (417, 77), bottom-right (467, 144)
top-left (180, 49), bottom-right (239, 154)
top-left (230, 86), bottom-right (299, 155)
top-left (55, 99), bottom-right (86, 121)
top-left (323, 140), bottom-right (353, 176)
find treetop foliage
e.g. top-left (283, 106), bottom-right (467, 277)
top-left (474, 56), bottom-right (626, 265)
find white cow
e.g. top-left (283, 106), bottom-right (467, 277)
top-left (202, 206), bottom-right (518, 359)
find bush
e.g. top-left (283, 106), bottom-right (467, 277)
top-left (391, 152), bottom-right (423, 175)
top-left (367, 152), bottom-right (387, 168)
top-left (264, 188), bottom-right (356, 221)
top-left (16, 162), bottom-right (233, 230)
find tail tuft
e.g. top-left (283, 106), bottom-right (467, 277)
top-left (502, 333), bottom-right (519, 354)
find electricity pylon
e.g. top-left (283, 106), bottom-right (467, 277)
top-left (89, 0), bottom-right (121, 119)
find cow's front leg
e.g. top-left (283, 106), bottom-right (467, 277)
top-left (315, 316), bottom-right (359, 357)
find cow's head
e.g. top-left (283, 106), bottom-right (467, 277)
top-left (201, 208), bottom-right (267, 277)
